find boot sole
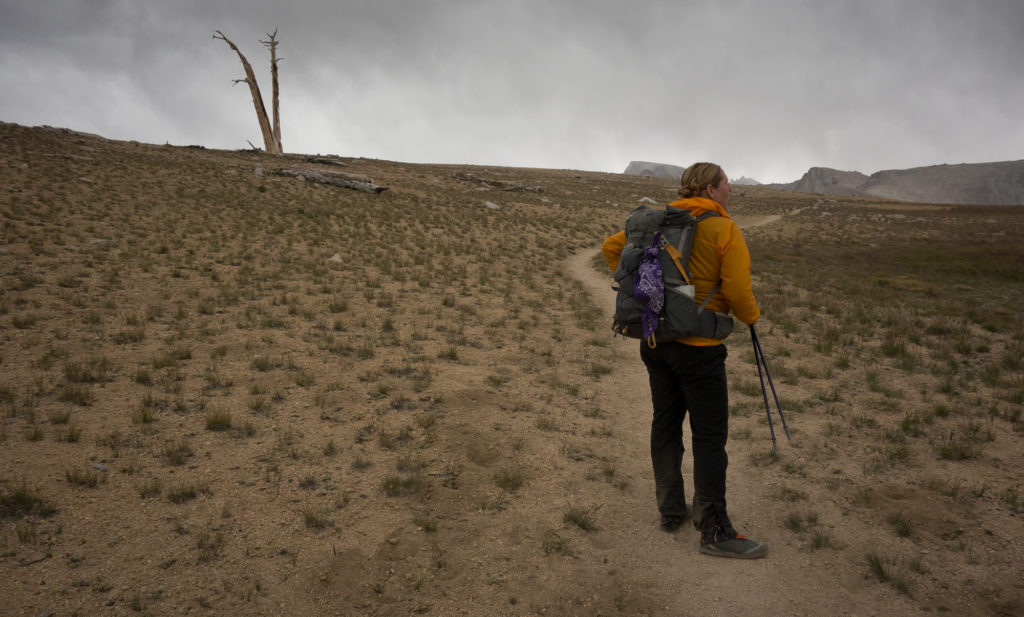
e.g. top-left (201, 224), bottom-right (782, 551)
top-left (699, 542), bottom-right (768, 559)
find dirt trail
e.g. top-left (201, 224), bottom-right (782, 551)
top-left (567, 213), bottom-right (914, 617)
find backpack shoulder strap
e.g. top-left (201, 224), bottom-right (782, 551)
top-left (663, 211), bottom-right (717, 284)
top-left (693, 211), bottom-right (722, 312)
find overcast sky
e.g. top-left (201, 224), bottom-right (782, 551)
top-left (2, 0), bottom-right (1022, 182)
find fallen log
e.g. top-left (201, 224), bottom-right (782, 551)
top-left (274, 168), bottom-right (387, 194)
top-left (452, 172), bottom-right (542, 192)
top-left (305, 156), bottom-right (348, 167)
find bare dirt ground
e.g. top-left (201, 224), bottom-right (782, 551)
top-left (1, 122), bottom-right (1022, 616)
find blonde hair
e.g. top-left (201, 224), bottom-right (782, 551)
top-left (678, 162), bottom-right (726, 198)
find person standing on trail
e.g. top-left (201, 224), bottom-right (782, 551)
top-left (601, 162), bottom-right (766, 559)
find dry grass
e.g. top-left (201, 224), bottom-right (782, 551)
top-left (1, 122), bottom-right (1022, 616)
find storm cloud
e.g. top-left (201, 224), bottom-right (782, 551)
top-left (2, 0), bottom-right (1022, 182)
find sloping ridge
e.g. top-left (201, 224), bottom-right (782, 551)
top-left (770, 160), bottom-right (1024, 205)
top-left (782, 167), bottom-right (868, 195)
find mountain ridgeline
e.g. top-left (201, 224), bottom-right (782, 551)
top-left (624, 160), bottom-right (1024, 205)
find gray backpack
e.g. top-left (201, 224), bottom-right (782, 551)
top-left (611, 205), bottom-right (734, 346)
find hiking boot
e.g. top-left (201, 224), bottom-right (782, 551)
top-left (699, 529), bottom-right (767, 559)
top-left (660, 510), bottom-right (690, 533)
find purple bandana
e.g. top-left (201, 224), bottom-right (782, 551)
top-left (634, 232), bottom-right (664, 340)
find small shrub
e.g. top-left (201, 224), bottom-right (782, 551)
top-left (494, 468), bottom-right (524, 493)
top-left (303, 507), bottom-right (332, 529)
top-left (48, 410), bottom-right (72, 425)
top-left (0, 485), bottom-right (57, 518)
top-left (58, 384), bottom-right (95, 406)
top-left (205, 410), bottom-right (232, 431)
top-left (161, 440), bottom-right (194, 466)
top-left (563, 506), bottom-right (598, 531)
top-left (889, 512), bottom-right (913, 538)
top-left (541, 530), bottom-right (574, 556)
top-left (167, 482), bottom-right (209, 504)
top-left (810, 530), bottom-right (836, 550)
top-left (382, 475), bottom-right (423, 497)
top-left (138, 479), bottom-right (162, 499)
top-left (66, 469), bottom-right (102, 488)
top-left (866, 552), bottom-right (912, 595)
top-left (195, 529), bottom-right (226, 562)
top-left (134, 369), bottom-right (153, 385)
top-left (56, 424), bottom-right (82, 443)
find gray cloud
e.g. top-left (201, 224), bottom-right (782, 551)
top-left (2, 0), bottom-right (1022, 182)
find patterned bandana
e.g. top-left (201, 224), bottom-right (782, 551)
top-left (633, 232), bottom-right (664, 340)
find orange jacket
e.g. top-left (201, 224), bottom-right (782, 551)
top-left (601, 197), bottom-right (759, 346)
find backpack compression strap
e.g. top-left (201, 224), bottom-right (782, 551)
top-left (662, 243), bottom-right (692, 285)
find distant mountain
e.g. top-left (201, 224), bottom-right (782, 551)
top-left (766, 161), bottom-right (1024, 205)
top-left (623, 162), bottom-right (762, 185)
top-left (626, 159), bottom-right (1024, 205)
top-left (623, 161), bottom-right (685, 179)
top-left (732, 176), bottom-right (761, 186)
top-left (772, 167), bottom-right (868, 195)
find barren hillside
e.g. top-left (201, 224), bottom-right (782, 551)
top-left (2, 122), bottom-right (1022, 617)
top-left (769, 161), bottom-right (1024, 206)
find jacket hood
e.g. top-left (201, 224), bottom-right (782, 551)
top-left (669, 197), bottom-right (732, 219)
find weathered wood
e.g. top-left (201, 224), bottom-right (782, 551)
top-left (275, 168), bottom-right (387, 194)
top-left (215, 30), bottom-right (283, 155)
top-left (306, 156), bottom-right (348, 167)
top-left (452, 172), bottom-right (542, 192)
top-left (261, 30), bottom-right (282, 150)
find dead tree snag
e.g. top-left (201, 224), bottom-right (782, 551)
top-left (214, 29), bottom-right (283, 155)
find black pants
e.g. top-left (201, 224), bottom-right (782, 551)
top-left (640, 341), bottom-right (730, 534)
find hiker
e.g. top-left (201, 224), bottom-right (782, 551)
top-left (601, 162), bottom-right (766, 559)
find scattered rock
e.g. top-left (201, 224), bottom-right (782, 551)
top-left (254, 166), bottom-right (265, 178)
top-left (638, 197), bottom-right (657, 204)
top-left (483, 201), bottom-right (501, 210)
top-left (328, 254), bottom-right (344, 264)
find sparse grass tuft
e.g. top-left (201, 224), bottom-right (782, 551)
top-left (195, 528), bottom-right (226, 562)
top-left (866, 553), bottom-right (912, 596)
top-left (167, 482), bottom-right (210, 504)
top-left (563, 505), bottom-right (598, 531)
top-left (161, 440), bottom-right (194, 466)
top-left (888, 512), bottom-right (913, 538)
top-left (205, 410), bottom-right (232, 431)
top-left (1, 485), bottom-right (57, 518)
top-left (382, 475), bottom-right (423, 497)
top-left (302, 506), bottom-right (332, 529)
top-left (65, 468), bottom-right (103, 488)
top-left (494, 468), bottom-right (524, 493)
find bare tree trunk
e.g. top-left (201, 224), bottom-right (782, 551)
top-left (214, 30), bottom-right (282, 155)
top-left (262, 30), bottom-right (283, 153)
